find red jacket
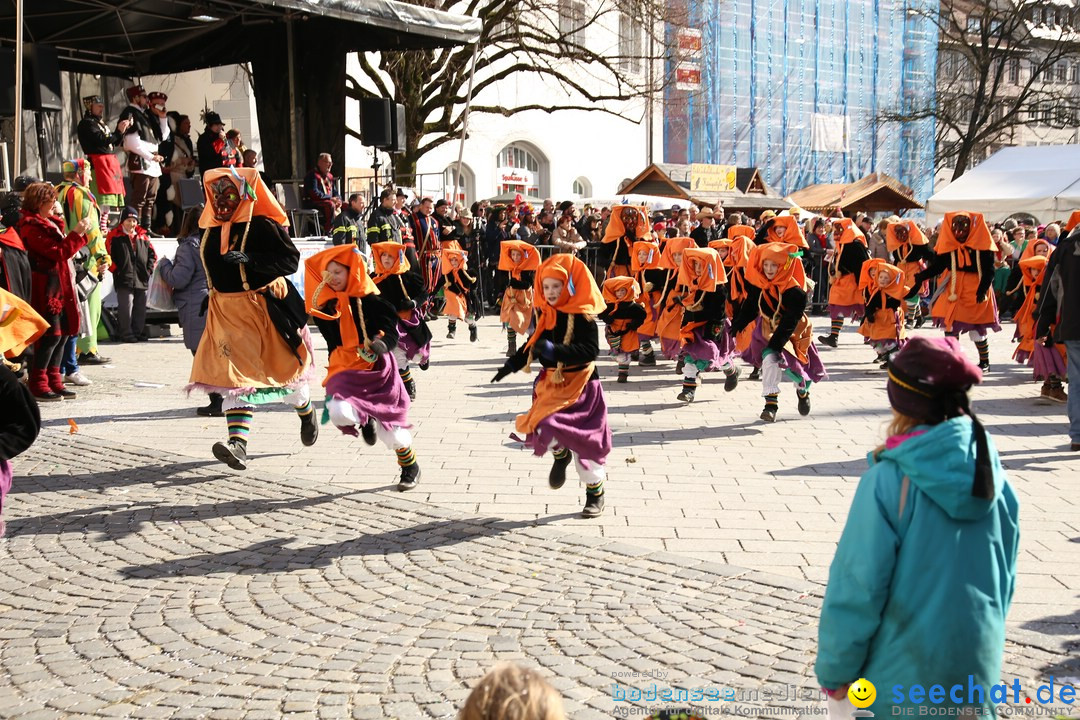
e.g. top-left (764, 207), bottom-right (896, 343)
top-left (15, 210), bottom-right (87, 336)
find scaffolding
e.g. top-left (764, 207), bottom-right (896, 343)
top-left (665, 0), bottom-right (938, 205)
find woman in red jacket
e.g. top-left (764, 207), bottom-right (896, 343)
top-left (15, 182), bottom-right (91, 401)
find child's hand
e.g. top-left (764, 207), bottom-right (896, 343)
top-left (491, 364), bottom-right (513, 383)
top-left (265, 277), bottom-right (288, 299)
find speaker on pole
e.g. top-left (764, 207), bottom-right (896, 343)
top-left (22, 44), bottom-right (62, 112)
top-left (360, 98), bottom-right (392, 148)
top-left (387, 102), bottom-right (406, 153)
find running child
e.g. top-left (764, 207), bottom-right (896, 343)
top-left (819, 218), bottom-right (870, 348)
top-left (441, 246), bottom-right (479, 342)
top-left (370, 241), bottom-right (432, 400)
top-left (498, 240), bottom-right (540, 357)
top-left (598, 276), bottom-right (646, 384)
top-left (857, 259), bottom-right (910, 368)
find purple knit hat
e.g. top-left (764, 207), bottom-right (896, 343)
top-left (887, 336), bottom-right (993, 499)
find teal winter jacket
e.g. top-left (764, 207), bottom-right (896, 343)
top-left (816, 417), bottom-right (1020, 716)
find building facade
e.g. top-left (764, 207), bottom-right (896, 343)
top-left (664, 0), bottom-right (939, 204)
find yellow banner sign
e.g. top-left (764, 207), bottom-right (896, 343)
top-left (690, 163), bottom-right (737, 193)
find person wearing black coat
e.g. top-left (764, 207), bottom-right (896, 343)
top-left (1035, 224), bottom-right (1080, 450)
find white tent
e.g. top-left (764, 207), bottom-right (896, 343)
top-left (926, 144), bottom-right (1080, 224)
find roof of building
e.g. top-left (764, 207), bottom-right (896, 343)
top-left (787, 173), bottom-right (923, 214)
top-left (620, 163), bottom-right (792, 211)
top-left (2, 0), bottom-right (482, 75)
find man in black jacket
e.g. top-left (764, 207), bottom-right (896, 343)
top-left (690, 207), bottom-right (722, 247)
top-left (77, 95), bottom-right (131, 232)
top-left (1035, 225), bottom-right (1080, 450)
top-left (120, 85), bottom-right (169, 232)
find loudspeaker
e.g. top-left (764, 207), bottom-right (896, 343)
top-left (388, 102), bottom-right (406, 153)
top-left (0, 48), bottom-right (15, 116)
top-left (360, 98), bottom-right (392, 148)
top-left (23, 44), bottom-right (63, 112)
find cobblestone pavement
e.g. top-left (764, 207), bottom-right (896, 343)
top-left (1, 315), bottom-right (1077, 718)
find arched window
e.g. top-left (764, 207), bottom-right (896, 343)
top-left (572, 177), bottom-right (592, 198)
top-left (496, 142), bottom-right (549, 197)
top-left (444, 164), bottom-right (475, 204)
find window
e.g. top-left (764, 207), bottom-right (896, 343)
top-left (1009, 58), bottom-right (1021, 84)
top-left (1031, 7), bottom-right (1042, 25)
top-left (618, 12), bottom-right (644, 74)
top-left (572, 177), bottom-right (592, 197)
top-left (558, 0), bottom-right (587, 42)
top-left (497, 143), bottom-right (547, 197)
top-left (500, 145), bottom-right (540, 173)
top-left (966, 14), bottom-right (981, 33)
top-left (1073, 63), bottom-right (1080, 84)
top-left (443, 165), bottom-right (474, 204)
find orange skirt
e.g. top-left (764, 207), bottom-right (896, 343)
top-left (515, 363), bottom-right (593, 434)
top-left (638, 290), bottom-right (662, 337)
top-left (828, 273), bottom-right (862, 307)
top-left (190, 290), bottom-right (311, 390)
top-left (444, 289), bottom-right (468, 321)
top-left (931, 271), bottom-right (999, 332)
top-left (656, 301), bottom-right (684, 341)
top-left (859, 309), bottom-right (904, 342)
top-left (607, 319), bottom-right (641, 353)
top-left (501, 287), bottom-right (533, 335)
top-left (898, 260), bottom-right (926, 296)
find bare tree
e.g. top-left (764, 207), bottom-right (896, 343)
top-left (347, 0), bottom-right (687, 178)
top-left (880, 0), bottom-right (1080, 180)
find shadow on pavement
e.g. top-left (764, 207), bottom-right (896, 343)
top-left (11, 459), bottom-right (221, 495)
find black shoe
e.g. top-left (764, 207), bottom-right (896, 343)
top-left (760, 405), bottom-right (777, 423)
top-left (121, 336), bottom-right (139, 344)
top-left (418, 359), bottom-right (429, 371)
top-left (748, 367), bottom-right (761, 381)
top-left (677, 387), bottom-right (695, 402)
top-left (630, 350), bottom-right (640, 361)
top-left (469, 325), bottom-right (478, 342)
top-left (300, 412), bottom-right (319, 446)
top-left (548, 452), bottom-right (572, 489)
top-left (914, 315), bottom-right (926, 329)
top-left (32, 390), bottom-right (63, 402)
top-left (797, 392), bottom-right (811, 416)
top-left (724, 366), bottom-right (740, 392)
top-left (398, 462), bottom-right (420, 490)
top-left (404, 378), bottom-right (417, 400)
top-left (675, 356), bottom-right (685, 375)
top-left (212, 440), bottom-right (248, 470)
top-left (616, 371), bottom-right (628, 383)
top-left (360, 418), bottom-right (377, 446)
top-left (1071, 443), bottom-right (1080, 452)
top-left (506, 346), bottom-right (516, 358)
top-left (582, 492), bottom-right (605, 517)
top-left (817, 334), bottom-right (838, 348)
top-left (54, 386), bottom-right (77, 399)
top-left (446, 330), bottom-right (456, 339)
top-left (978, 360), bottom-right (990, 371)
top-left (639, 352), bottom-right (656, 367)
top-left (78, 352), bottom-right (111, 365)
top-left (197, 393), bottom-right (224, 417)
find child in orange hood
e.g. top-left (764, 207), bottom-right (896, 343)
top-left (818, 218), bottom-right (870, 348)
top-left (598, 276), bottom-right (647, 384)
top-left (857, 259), bottom-right (910, 367)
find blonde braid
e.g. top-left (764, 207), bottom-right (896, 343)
top-left (552, 313), bottom-right (576, 384)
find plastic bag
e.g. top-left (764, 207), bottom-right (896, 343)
top-left (826, 694), bottom-right (857, 720)
top-left (146, 265), bottom-right (176, 311)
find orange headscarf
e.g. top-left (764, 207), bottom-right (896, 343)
top-left (727, 224), bottom-right (754, 240)
top-left (859, 258), bottom-right (908, 301)
top-left (1018, 255), bottom-right (1049, 288)
top-left (526, 254), bottom-right (605, 351)
top-left (370, 241), bottom-right (411, 284)
top-left (199, 167), bottom-right (289, 255)
top-left (1065, 210), bottom-right (1080, 232)
top-left (0, 287), bottom-right (49, 358)
top-left (498, 240), bottom-right (541, 280)
top-left (602, 206), bottom-right (650, 243)
top-left (601, 276), bottom-right (641, 305)
top-left (631, 240), bottom-right (661, 275)
top-left (935, 211), bottom-right (995, 255)
top-left (440, 247), bottom-right (470, 276)
top-left (763, 215), bottom-right (808, 248)
top-left (711, 235), bottom-right (751, 269)
top-left (831, 218), bottom-right (868, 247)
top-left (745, 242), bottom-right (807, 294)
top-left (885, 219), bottom-right (929, 253)
top-left (1020, 237), bottom-right (1054, 263)
top-left (660, 237), bottom-right (695, 269)
top-left (677, 247), bottom-right (725, 294)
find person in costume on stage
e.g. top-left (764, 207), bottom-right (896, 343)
top-left (911, 211), bottom-right (1000, 370)
top-left (76, 95), bottom-right (130, 233)
top-left (16, 183), bottom-right (93, 402)
top-left (885, 218), bottom-right (933, 329)
top-left (598, 276), bottom-right (646, 384)
top-left (370, 241), bottom-right (432, 401)
top-left (818, 218), bottom-right (870, 348)
top-left (857, 259), bottom-right (910, 368)
top-left (631, 240), bottom-right (664, 368)
top-left (498, 240), bottom-right (540, 357)
top-left (733, 242), bottom-right (827, 422)
top-left (305, 245), bottom-right (422, 491)
top-left (187, 168), bottom-right (316, 470)
top-left (491, 254), bottom-right (611, 518)
top-left (0, 288), bottom-right (49, 537)
top-left (442, 246), bottom-right (479, 342)
top-left (302, 153), bottom-right (342, 235)
top-left (673, 246), bottom-right (737, 402)
top-left (600, 205), bottom-right (650, 279)
top-left (56, 159), bottom-right (111, 365)
top-left (1012, 238), bottom-right (1066, 403)
top-left (655, 237), bottom-right (696, 366)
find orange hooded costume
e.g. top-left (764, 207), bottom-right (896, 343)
top-left (601, 205), bottom-right (650, 278)
top-left (631, 240), bottom-right (663, 338)
top-left (498, 240), bottom-right (540, 335)
top-left (762, 216), bottom-right (809, 248)
top-left (826, 218), bottom-right (870, 314)
top-left (600, 276), bottom-right (645, 354)
top-left (440, 247), bottom-right (476, 322)
top-left (656, 237), bottom-right (695, 356)
top-left (1012, 238), bottom-right (1056, 363)
top-left (924, 211), bottom-right (999, 333)
top-left (857, 259), bottom-right (909, 343)
top-left (744, 242), bottom-right (814, 364)
top-left (885, 219), bottom-right (930, 293)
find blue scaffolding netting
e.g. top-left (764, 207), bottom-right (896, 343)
top-left (665, 0), bottom-right (938, 204)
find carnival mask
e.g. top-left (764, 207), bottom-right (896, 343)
top-left (621, 207), bottom-right (639, 233)
top-left (951, 215), bottom-right (972, 244)
top-left (894, 224), bottom-right (909, 243)
top-left (210, 177), bottom-right (242, 222)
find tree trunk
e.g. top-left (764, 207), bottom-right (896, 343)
top-left (951, 144), bottom-right (972, 181)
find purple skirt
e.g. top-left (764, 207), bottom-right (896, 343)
top-left (683, 327), bottom-right (726, 371)
top-left (717, 318), bottom-right (737, 360)
top-left (0, 459), bottom-right (10, 537)
top-left (829, 303), bottom-right (864, 320)
top-left (1014, 349), bottom-right (1031, 365)
top-left (1031, 343), bottom-right (1067, 381)
top-left (661, 337), bottom-right (682, 361)
top-left (931, 318), bottom-right (1002, 334)
top-left (747, 322), bottom-right (828, 384)
top-left (325, 353), bottom-right (411, 436)
top-left (513, 377), bottom-right (612, 467)
top-left (398, 309), bottom-right (431, 364)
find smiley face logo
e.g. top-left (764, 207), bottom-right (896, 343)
top-left (848, 678), bottom-right (876, 709)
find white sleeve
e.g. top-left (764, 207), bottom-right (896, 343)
top-left (157, 115), bottom-right (171, 141)
top-left (123, 132), bottom-right (156, 161)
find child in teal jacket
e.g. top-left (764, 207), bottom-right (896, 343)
top-left (816, 336), bottom-right (1019, 717)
